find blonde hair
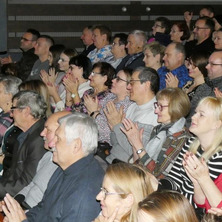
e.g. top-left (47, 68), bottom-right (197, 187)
top-left (189, 97), bottom-right (222, 160)
top-left (19, 80), bottom-right (52, 117)
top-left (156, 87), bottom-right (190, 122)
top-left (138, 190), bottom-right (199, 222)
top-left (105, 163), bottom-right (156, 222)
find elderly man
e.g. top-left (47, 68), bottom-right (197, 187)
top-left (2, 113), bottom-right (104, 222)
top-left (106, 67), bottom-right (159, 163)
top-left (117, 30), bottom-right (146, 70)
top-left (186, 50), bottom-right (222, 126)
top-left (0, 91), bottom-right (46, 199)
top-left (110, 33), bottom-right (128, 70)
top-left (159, 42), bottom-right (192, 89)
top-left (185, 17), bottom-right (215, 58)
top-left (87, 24), bottom-right (113, 64)
top-left (14, 111), bottom-right (70, 209)
top-left (80, 25), bottom-right (96, 56)
top-left (28, 35), bottom-right (54, 80)
top-left (0, 29), bottom-right (40, 81)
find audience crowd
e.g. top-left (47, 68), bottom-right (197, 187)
top-left (0, 4), bottom-right (222, 222)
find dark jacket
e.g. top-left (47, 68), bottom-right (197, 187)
top-left (0, 119), bottom-right (46, 199)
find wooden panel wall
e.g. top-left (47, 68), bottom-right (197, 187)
top-left (7, 1), bottom-right (222, 53)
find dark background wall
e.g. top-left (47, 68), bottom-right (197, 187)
top-left (4, 0), bottom-right (222, 55)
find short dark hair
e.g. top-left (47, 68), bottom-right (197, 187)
top-left (173, 22), bottom-right (190, 41)
top-left (69, 55), bottom-right (92, 80)
top-left (113, 33), bottom-right (128, 46)
top-left (134, 67), bottom-right (159, 94)
top-left (92, 62), bottom-right (116, 89)
top-left (155, 17), bottom-right (171, 34)
top-left (62, 48), bottom-right (78, 60)
top-left (26, 28), bottom-right (40, 41)
top-left (197, 16), bottom-right (215, 33)
top-left (92, 24), bottom-right (112, 43)
top-left (38, 35), bottom-right (55, 46)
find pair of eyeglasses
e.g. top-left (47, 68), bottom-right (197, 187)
top-left (100, 187), bottom-right (124, 199)
top-left (10, 106), bottom-right (25, 113)
top-left (207, 62), bottom-right (222, 66)
top-left (153, 24), bottom-right (163, 28)
top-left (90, 71), bottom-right (102, 76)
top-left (116, 76), bottom-right (129, 84)
top-left (21, 37), bottom-right (34, 42)
top-left (193, 26), bottom-right (209, 31)
top-left (154, 102), bottom-right (169, 111)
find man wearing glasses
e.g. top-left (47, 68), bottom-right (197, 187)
top-left (186, 51), bottom-right (222, 126)
top-left (185, 17), bottom-right (215, 58)
top-left (0, 29), bottom-right (40, 81)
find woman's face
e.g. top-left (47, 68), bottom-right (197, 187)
top-left (88, 67), bottom-right (107, 89)
top-left (170, 25), bottom-right (183, 43)
top-left (96, 176), bottom-right (129, 220)
top-left (143, 49), bottom-right (160, 68)
top-left (189, 103), bottom-right (220, 138)
top-left (67, 64), bottom-right (83, 81)
top-left (58, 53), bottom-right (70, 72)
top-left (137, 209), bottom-right (155, 222)
top-left (111, 70), bottom-right (129, 96)
top-left (186, 59), bottom-right (202, 79)
top-left (154, 98), bottom-right (171, 124)
top-left (214, 31), bottom-right (222, 50)
top-left (0, 82), bottom-right (12, 112)
top-left (152, 21), bottom-right (165, 36)
top-left (48, 51), bottom-right (53, 66)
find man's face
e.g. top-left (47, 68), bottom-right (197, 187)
top-left (206, 52), bottom-right (222, 80)
top-left (126, 34), bottom-right (140, 55)
top-left (163, 44), bottom-right (181, 70)
top-left (193, 20), bottom-right (209, 42)
top-left (127, 71), bottom-right (146, 104)
top-left (81, 28), bottom-right (93, 46)
top-left (40, 116), bottom-right (59, 150)
top-left (20, 32), bottom-right (36, 52)
top-left (34, 37), bottom-right (49, 57)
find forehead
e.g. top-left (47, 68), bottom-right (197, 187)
top-left (165, 44), bottom-right (176, 54)
top-left (37, 38), bottom-right (46, 44)
top-left (128, 34), bottom-right (136, 42)
top-left (113, 37), bottom-right (120, 43)
top-left (172, 24), bottom-right (179, 30)
top-left (132, 71), bottom-right (140, 79)
top-left (117, 70), bottom-right (126, 78)
top-left (209, 52), bottom-right (222, 62)
top-left (145, 49), bottom-right (153, 55)
top-left (93, 29), bottom-right (101, 35)
top-left (23, 32), bottom-right (33, 39)
top-left (200, 8), bottom-right (211, 16)
top-left (60, 53), bottom-right (69, 59)
top-left (83, 28), bottom-right (91, 34)
top-left (196, 19), bottom-right (206, 26)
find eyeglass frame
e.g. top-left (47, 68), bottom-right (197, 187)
top-left (207, 62), bottom-right (222, 66)
top-left (116, 76), bottom-right (129, 84)
top-left (193, 26), bottom-right (210, 31)
top-left (154, 102), bottom-right (169, 111)
top-left (100, 187), bottom-right (125, 199)
top-left (20, 37), bottom-right (34, 42)
top-left (10, 106), bottom-right (26, 113)
top-left (90, 71), bottom-right (103, 76)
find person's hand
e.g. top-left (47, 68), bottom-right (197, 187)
top-left (0, 56), bottom-right (12, 65)
top-left (183, 152), bottom-right (209, 183)
top-left (104, 102), bottom-right (125, 130)
top-left (2, 193), bottom-right (26, 222)
top-left (208, 207), bottom-right (222, 216)
top-left (48, 68), bottom-right (58, 84)
top-left (214, 87), bottom-right (222, 98)
top-left (165, 72), bottom-right (179, 88)
top-left (63, 74), bottom-right (79, 94)
top-left (184, 11), bottom-right (193, 24)
top-left (120, 118), bottom-right (144, 149)
top-left (0, 200), bottom-right (5, 212)
top-left (93, 208), bottom-right (119, 222)
top-left (40, 70), bottom-right (49, 85)
top-left (84, 95), bottom-right (99, 114)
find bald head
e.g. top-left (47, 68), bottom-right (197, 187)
top-left (41, 111), bottom-right (71, 150)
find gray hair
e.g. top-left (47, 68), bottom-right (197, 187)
top-left (0, 75), bottom-right (22, 96)
top-left (134, 67), bottom-right (159, 94)
top-left (12, 90), bottom-right (47, 119)
top-left (170, 42), bottom-right (186, 61)
top-left (129, 30), bottom-right (147, 46)
top-left (58, 112), bottom-right (98, 155)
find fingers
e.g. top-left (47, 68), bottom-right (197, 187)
top-left (108, 207), bottom-right (118, 222)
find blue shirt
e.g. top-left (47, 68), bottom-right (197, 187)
top-left (158, 65), bottom-right (192, 90)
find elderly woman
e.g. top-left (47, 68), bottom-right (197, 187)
top-left (170, 22), bottom-right (190, 44)
top-left (64, 54), bottom-right (92, 108)
top-left (121, 87), bottom-right (191, 179)
top-left (0, 76), bottom-right (22, 144)
top-left (138, 191), bottom-right (199, 222)
top-left (159, 97), bottom-right (222, 218)
top-left (73, 62), bottom-right (115, 114)
top-left (93, 162), bottom-right (158, 222)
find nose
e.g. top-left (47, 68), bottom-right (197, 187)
top-left (96, 190), bottom-right (104, 201)
top-left (40, 128), bottom-right (47, 137)
top-left (206, 63), bottom-right (210, 69)
top-left (126, 83), bottom-right (132, 90)
top-left (126, 42), bottom-right (129, 49)
top-left (163, 54), bottom-right (166, 61)
top-left (112, 78), bottom-right (116, 83)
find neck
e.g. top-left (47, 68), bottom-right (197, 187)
top-left (39, 54), bottom-right (48, 62)
top-left (198, 130), bottom-right (217, 151)
top-left (193, 75), bottom-right (205, 86)
top-left (136, 93), bottom-right (155, 106)
top-left (116, 93), bottom-right (128, 102)
top-left (197, 36), bottom-right (209, 45)
top-left (94, 85), bottom-right (108, 95)
top-left (114, 51), bottom-right (127, 59)
top-left (78, 78), bottom-right (87, 85)
top-left (61, 152), bottom-right (85, 170)
top-left (152, 63), bottom-right (161, 71)
top-left (21, 118), bottom-right (38, 132)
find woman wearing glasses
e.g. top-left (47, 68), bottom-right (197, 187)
top-left (121, 87), bottom-right (191, 179)
top-left (93, 162), bottom-right (158, 222)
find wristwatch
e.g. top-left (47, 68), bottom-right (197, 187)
top-left (136, 148), bottom-right (144, 154)
top-left (71, 93), bottom-right (76, 98)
